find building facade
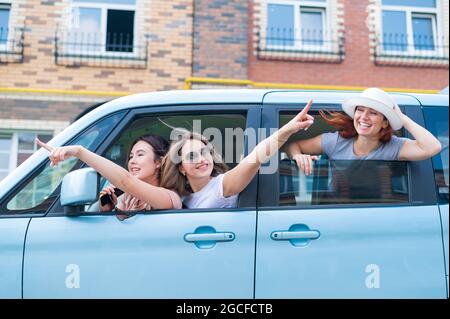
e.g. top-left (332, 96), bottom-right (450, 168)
top-left (192, 0), bottom-right (449, 90)
top-left (0, 0), bottom-right (192, 180)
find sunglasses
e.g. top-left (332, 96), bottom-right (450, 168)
top-left (183, 147), bottom-right (214, 163)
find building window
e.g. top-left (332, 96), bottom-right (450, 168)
top-left (0, 1), bottom-right (25, 63)
top-left (300, 7), bottom-right (325, 46)
top-left (0, 2), bottom-right (11, 46)
top-left (377, 0), bottom-right (447, 64)
top-left (266, 0), bottom-right (328, 50)
top-left (256, 0), bottom-right (344, 63)
top-left (0, 132), bottom-right (53, 181)
top-left (70, 0), bottom-right (136, 53)
top-left (0, 134), bottom-right (12, 181)
top-left (55, 0), bottom-right (147, 68)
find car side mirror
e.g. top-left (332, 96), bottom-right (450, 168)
top-left (61, 167), bottom-right (100, 216)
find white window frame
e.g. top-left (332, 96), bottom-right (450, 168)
top-left (264, 0), bottom-right (331, 52)
top-left (0, 1), bottom-right (12, 52)
top-left (68, 0), bottom-right (137, 58)
top-left (380, 1), bottom-right (443, 57)
top-left (0, 131), bottom-right (53, 181)
top-left (0, 133), bottom-right (14, 180)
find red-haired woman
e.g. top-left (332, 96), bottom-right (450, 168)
top-left (286, 88), bottom-right (442, 175)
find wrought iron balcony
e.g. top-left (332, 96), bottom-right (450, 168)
top-left (373, 33), bottom-right (449, 68)
top-left (0, 27), bottom-right (25, 64)
top-left (256, 27), bottom-right (345, 63)
top-left (54, 30), bottom-right (148, 68)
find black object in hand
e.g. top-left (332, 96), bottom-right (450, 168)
top-left (100, 188), bottom-right (124, 206)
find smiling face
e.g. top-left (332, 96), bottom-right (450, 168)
top-left (127, 140), bottom-right (160, 184)
top-left (179, 139), bottom-right (214, 181)
top-left (353, 106), bottom-right (389, 138)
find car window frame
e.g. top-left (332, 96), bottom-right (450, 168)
top-left (46, 103), bottom-right (262, 217)
top-left (258, 103), bottom-right (437, 210)
top-left (421, 104), bottom-right (448, 204)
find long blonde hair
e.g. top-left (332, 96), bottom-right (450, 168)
top-left (160, 132), bottom-right (228, 196)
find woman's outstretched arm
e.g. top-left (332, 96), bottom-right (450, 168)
top-left (222, 100), bottom-right (315, 197)
top-left (36, 138), bottom-right (180, 209)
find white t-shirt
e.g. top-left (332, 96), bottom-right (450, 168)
top-left (182, 174), bottom-right (238, 209)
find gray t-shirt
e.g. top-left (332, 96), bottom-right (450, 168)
top-left (182, 174), bottom-right (238, 209)
top-left (321, 132), bottom-right (408, 160)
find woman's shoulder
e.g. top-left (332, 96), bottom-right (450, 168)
top-left (166, 188), bottom-right (182, 209)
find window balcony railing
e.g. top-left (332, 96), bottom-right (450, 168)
top-left (256, 27), bottom-right (345, 63)
top-left (0, 27), bottom-right (25, 64)
top-left (54, 29), bottom-right (148, 69)
top-left (373, 33), bottom-right (449, 68)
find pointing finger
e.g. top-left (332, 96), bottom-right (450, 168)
top-left (299, 99), bottom-right (313, 117)
top-left (36, 138), bottom-right (53, 152)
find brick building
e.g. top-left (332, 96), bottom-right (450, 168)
top-left (0, 0), bottom-right (192, 180)
top-left (192, 0), bottom-right (449, 90)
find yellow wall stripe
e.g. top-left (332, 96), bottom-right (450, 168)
top-left (184, 77), bottom-right (440, 94)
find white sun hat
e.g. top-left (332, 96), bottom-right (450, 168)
top-left (342, 87), bottom-right (403, 130)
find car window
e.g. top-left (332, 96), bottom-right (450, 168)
top-left (423, 106), bottom-right (449, 204)
top-left (103, 113), bottom-right (247, 169)
top-left (88, 112), bottom-right (248, 211)
top-left (279, 159), bottom-right (408, 206)
top-left (4, 112), bottom-right (125, 214)
top-left (279, 111), bottom-right (409, 206)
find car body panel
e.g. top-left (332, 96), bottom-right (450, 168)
top-left (255, 206), bottom-right (447, 298)
top-left (23, 211), bottom-right (256, 298)
top-left (439, 204), bottom-right (449, 277)
top-left (0, 218), bottom-right (29, 298)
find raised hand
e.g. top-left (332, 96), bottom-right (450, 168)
top-left (292, 153), bottom-right (319, 176)
top-left (284, 99), bottom-right (315, 134)
top-left (36, 138), bottom-right (81, 167)
top-left (393, 103), bottom-right (406, 124)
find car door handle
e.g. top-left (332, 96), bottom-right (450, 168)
top-left (184, 232), bottom-right (235, 243)
top-left (271, 230), bottom-right (320, 240)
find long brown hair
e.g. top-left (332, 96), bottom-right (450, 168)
top-left (160, 132), bottom-right (228, 196)
top-left (319, 110), bottom-right (393, 143)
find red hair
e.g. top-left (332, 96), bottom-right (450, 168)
top-left (319, 110), bottom-right (393, 143)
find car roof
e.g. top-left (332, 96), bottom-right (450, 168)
top-left (262, 90), bottom-right (422, 105)
top-left (86, 89), bottom-right (448, 120)
top-left (406, 93), bottom-right (449, 107)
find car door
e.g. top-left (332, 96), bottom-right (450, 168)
top-left (0, 218), bottom-right (29, 298)
top-left (22, 104), bottom-right (260, 298)
top-left (0, 111), bottom-right (125, 299)
top-left (254, 93), bottom-right (447, 298)
top-left (423, 105), bottom-right (449, 293)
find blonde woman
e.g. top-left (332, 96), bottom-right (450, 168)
top-left (160, 100), bottom-right (314, 208)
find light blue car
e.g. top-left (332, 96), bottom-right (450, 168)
top-left (0, 89), bottom-right (448, 298)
